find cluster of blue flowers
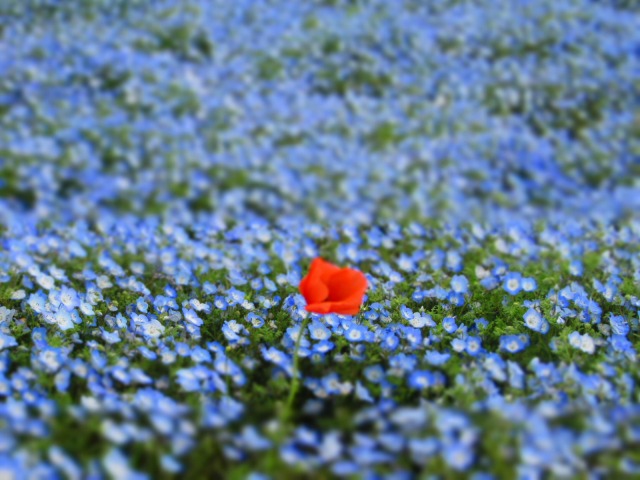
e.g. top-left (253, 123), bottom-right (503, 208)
top-left (0, 0), bottom-right (638, 477)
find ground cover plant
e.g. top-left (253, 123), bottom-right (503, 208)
top-left (0, 0), bottom-right (639, 478)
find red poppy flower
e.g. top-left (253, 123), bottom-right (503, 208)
top-left (299, 258), bottom-right (368, 315)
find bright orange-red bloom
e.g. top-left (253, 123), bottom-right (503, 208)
top-left (299, 258), bottom-right (368, 315)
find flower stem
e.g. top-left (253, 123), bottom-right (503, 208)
top-left (283, 315), bottom-right (310, 424)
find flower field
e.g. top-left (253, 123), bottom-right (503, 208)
top-left (0, 0), bottom-right (639, 478)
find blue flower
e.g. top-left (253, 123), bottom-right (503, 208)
top-left (450, 275), bottom-right (469, 294)
top-left (442, 442), bottom-right (474, 471)
top-left (408, 438), bottom-right (439, 464)
top-left (0, 332), bottom-right (17, 351)
top-left (36, 346), bottom-right (65, 373)
top-left (451, 338), bottom-right (466, 353)
top-left (521, 277), bottom-right (537, 292)
top-left (214, 296), bottom-right (228, 311)
top-left (569, 260), bottom-right (583, 277)
top-left (480, 276), bottom-right (499, 290)
top-left (59, 286), bottom-right (80, 310)
top-left (465, 336), bottom-right (483, 356)
top-left (503, 272), bottom-right (523, 295)
top-left (140, 319), bottom-right (165, 340)
top-left (344, 324), bottom-right (370, 343)
top-left (425, 350), bottom-right (450, 366)
top-left (499, 334), bottom-right (528, 354)
top-left (355, 381), bottom-right (374, 403)
top-left (247, 312), bottom-right (264, 328)
top-left (408, 370), bottom-right (437, 389)
top-left (364, 365), bottom-right (385, 383)
top-left (308, 321), bottom-right (331, 341)
top-left (261, 347), bottom-right (292, 376)
top-left (389, 353), bottom-right (417, 372)
top-left (568, 331), bottom-right (595, 354)
top-left (400, 305), bottom-right (414, 321)
top-left (409, 312), bottom-right (436, 328)
top-left (442, 317), bottom-right (458, 334)
top-left (609, 314), bottom-right (629, 336)
top-left (523, 308), bottom-right (549, 334)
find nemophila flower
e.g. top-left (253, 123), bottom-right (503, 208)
top-left (465, 336), bottom-right (482, 356)
top-left (451, 338), bottom-right (466, 353)
top-left (103, 448), bottom-right (147, 480)
top-left (308, 320), bottom-right (331, 341)
top-left (79, 302), bottom-right (95, 316)
top-left (183, 308), bottom-right (203, 326)
top-left (60, 287), bottom-right (79, 310)
top-left (344, 324), bottom-right (372, 343)
top-left (36, 272), bottom-right (55, 290)
top-left (261, 346), bottom-right (293, 376)
top-left (247, 312), bottom-right (264, 328)
top-left (380, 332), bottom-right (399, 351)
top-left (389, 353), bottom-right (417, 373)
top-left (0, 333), bottom-right (17, 351)
top-left (569, 260), bottom-right (583, 277)
top-left (355, 381), bottom-right (374, 403)
top-left (222, 320), bottom-right (249, 345)
top-left (101, 328), bottom-right (120, 344)
top-left (10, 289), bottom-right (25, 300)
top-left (446, 251), bottom-right (463, 272)
top-left (425, 350), bottom-right (451, 366)
top-left (27, 291), bottom-right (47, 314)
top-left (450, 275), bottom-right (469, 294)
top-left (408, 437), bottom-right (439, 464)
top-left (36, 346), bottom-right (65, 373)
top-left (448, 292), bottom-right (465, 307)
top-left (443, 442), bottom-right (474, 471)
top-left (480, 276), bottom-right (499, 290)
top-left (408, 370), bottom-right (439, 389)
top-left (442, 317), bottom-right (458, 334)
top-left (140, 319), bottom-right (165, 340)
top-left (474, 318), bottom-right (489, 331)
top-left (500, 334), bottom-right (528, 354)
top-left (568, 331), bottom-right (595, 354)
top-left (313, 340), bottom-right (334, 353)
top-left (299, 258), bottom-right (367, 315)
top-left (610, 335), bottom-right (635, 358)
top-left (48, 306), bottom-right (74, 331)
top-left (507, 361), bottom-right (525, 389)
top-left (401, 326), bottom-right (423, 347)
top-left (522, 277), bottom-right (537, 292)
top-left (400, 305), bottom-right (414, 321)
top-left (523, 308), bottom-right (550, 334)
top-left (409, 311), bottom-right (436, 328)
top-left (363, 365), bottom-right (385, 384)
top-left (214, 296), bottom-right (228, 311)
top-left (503, 272), bottom-right (523, 295)
top-left (483, 353), bottom-right (507, 382)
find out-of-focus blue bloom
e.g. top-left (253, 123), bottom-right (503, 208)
top-left (442, 317), bottom-right (458, 334)
top-left (425, 350), bottom-right (450, 366)
top-left (523, 308), bottom-right (550, 334)
top-left (568, 331), bottom-right (595, 354)
top-left (451, 275), bottom-right (469, 294)
top-left (500, 335), bottom-right (528, 354)
top-left (521, 278), bottom-right (537, 292)
top-left (503, 272), bottom-right (523, 295)
top-left (0, 333), bottom-right (17, 351)
top-left (609, 315), bottom-right (629, 336)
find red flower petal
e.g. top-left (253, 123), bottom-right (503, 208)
top-left (299, 258), bottom-right (368, 316)
top-left (299, 274), bottom-right (329, 304)
top-left (305, 300), bottom-right (363, 315)
top-left (299, 258), bottom-right (340, 304)
top-left (309, 257), bottom-right (341, 283)
top-left (326, 268), bottom-right (367, 302)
